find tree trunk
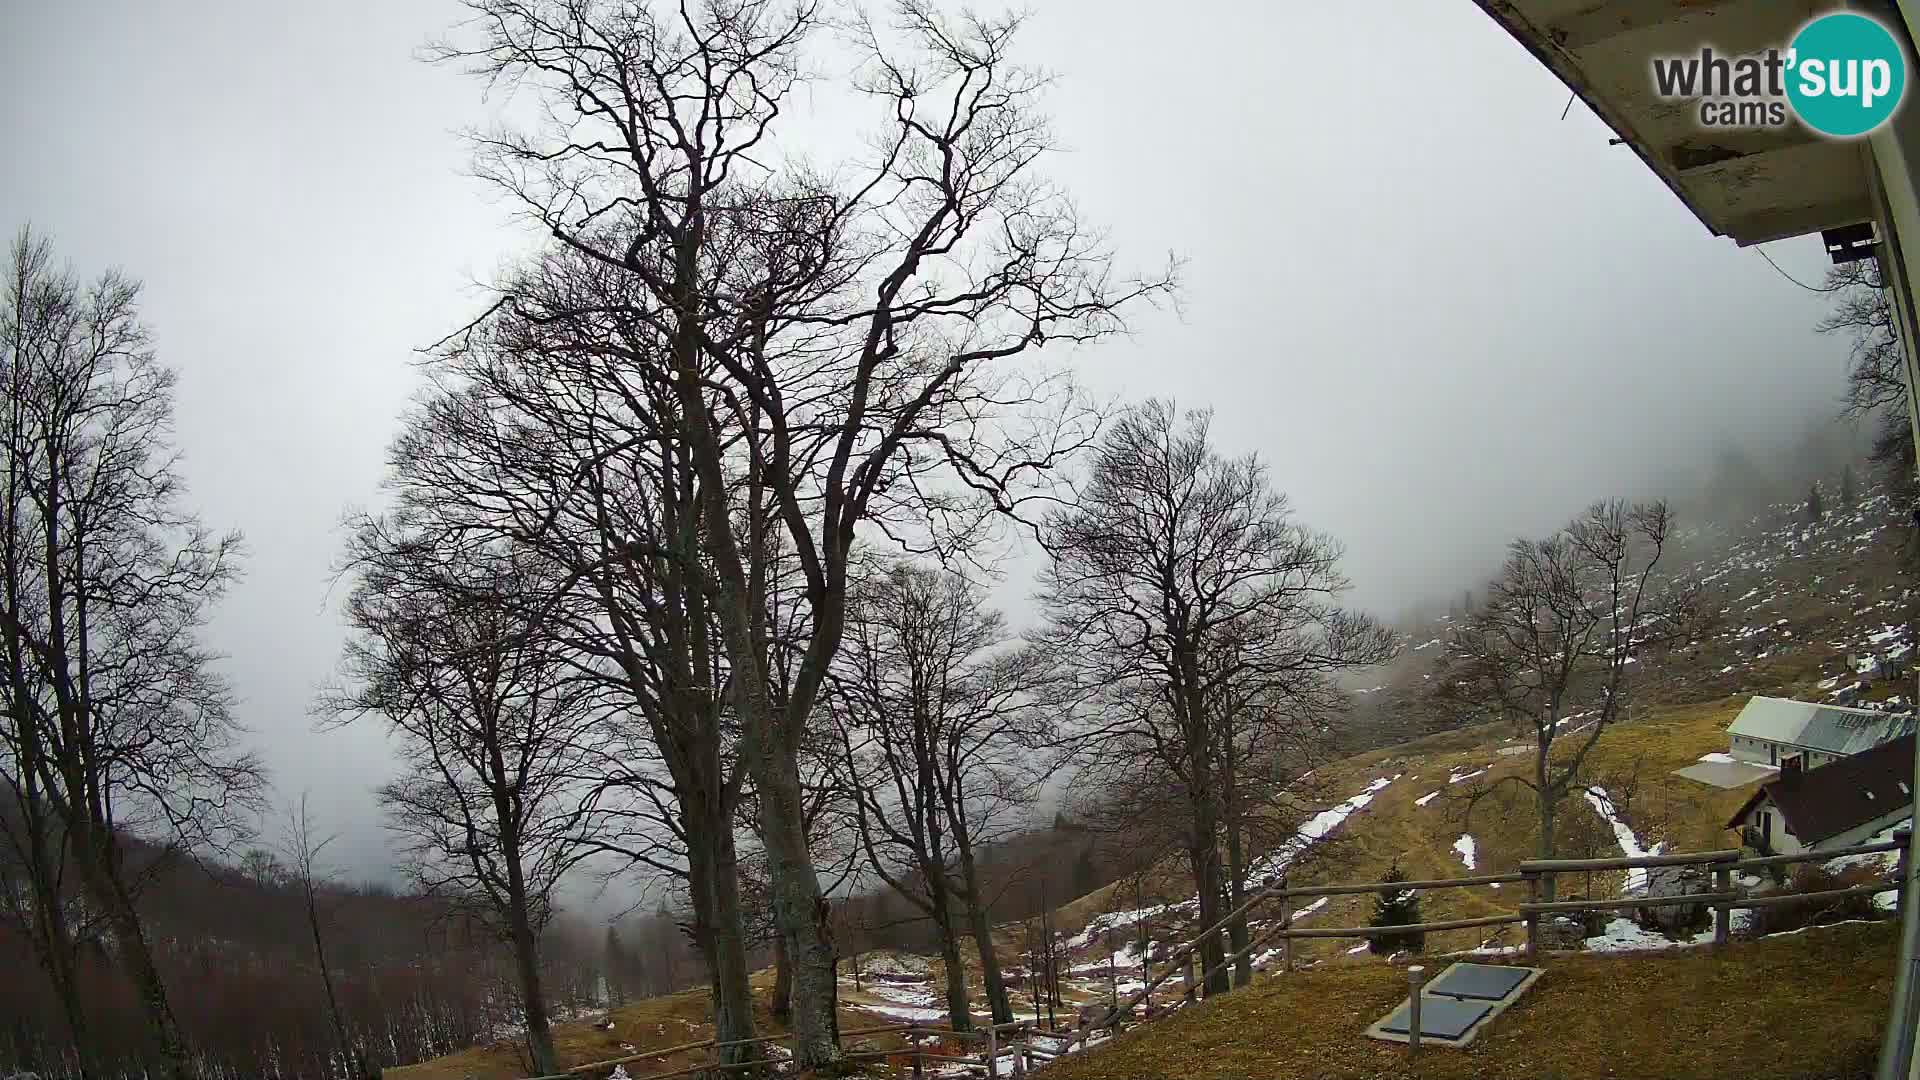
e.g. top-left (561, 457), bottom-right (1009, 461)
top-left (685, 803), bottom-right (759, 1065)
top-left (505, 890), bottom-right (558, 1076)
top-left (750, 745), bottom-right (842, 1069)
top-left (20, 821), bottom-right (91, 1078)
top-left (73, 838), bottom-right (190, 1080)
top-left (305, 887), bottom-right (359, 1078)
top-left (1222, 731), bottom-right (1250, 988)
top-left (1536, 747), bottom-right (1558, 903)
top-left (771, 930), bottom-right (792, 1022)
top-left (936, 913), bottom-right (972, 1032)
top-left (1174, 649), bottom-right (1227, 996)
top-left (667, 255), bottom-right (839, 1069)
top-left (1184, 820), bottom-right (1228, 998)
top-left (960, 880), bottom-right (1014, 1025)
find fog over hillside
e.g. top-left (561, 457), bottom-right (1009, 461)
top-left (0, 0), bottom-right (1866, 893)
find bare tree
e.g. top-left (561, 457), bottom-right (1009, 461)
top-left (0, 226), bottom-right (263, 1080)
top-left (830, 560), bottom-right (1056, 1028)
top-left (1204, 615), bottom-right (1354, 987)
top-left (428, 0), bottom-right (1170, 1062)
top-left (1436, 500), bottom-right (1703, 900)
top-left (363, 238), bottom-right (777, 1064)
top-left (329, 544), bottom-right (601, 1076)
top-left (1822, 260), bottom-right (1913, 489)
top-left (1039, 400), bottom-right (1390, 997)
top-left (279, 794), bottom-right (361, 1079)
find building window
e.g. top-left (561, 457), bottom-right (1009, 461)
top-left (1769, 745), bottom-right (1778, 766)
top-left (1758, 811), bottom-right (1771, 842)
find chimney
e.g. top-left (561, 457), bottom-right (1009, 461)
top-left (1781, 754), bottom-right (1803, 776)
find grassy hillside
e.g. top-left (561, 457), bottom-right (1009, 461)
top-left (1042, 921), bottom-right (1896, 1080)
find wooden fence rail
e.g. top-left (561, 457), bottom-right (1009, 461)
top-left (526, 832), bottom-right (1911, 1080)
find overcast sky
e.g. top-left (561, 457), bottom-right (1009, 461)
top-left (2, 1), bottom-right (1855, 882)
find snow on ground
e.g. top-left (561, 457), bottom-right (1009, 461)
top-left (1345, 942), bottom-right (1370, 955)
top-left (867, 982), bottom-right (937, 1008)
top-left (861, 952), bottom-right (930, 977)
top-left (1066, 905), bottom-right (1168, 949)
top-left (1414, 790), bottom-right (1439, 807)
top-left (1584, 917), bottom-right (1687, 953)
top-left (1583, 787), bottom-right (1663, 893)
top-left (1695, 752), bottom-right (1737, 765)
top-left (1447, 766), bottom-right (1488, 785)
top-left (854, 1001), bottom-right (952, 1022)
top-left (1453, 834), bottom-right (1477, 871)
top-left (1247, 775), bottom-right (1401, 883)
top-left (1068, 941), bottom-right (1143, 975)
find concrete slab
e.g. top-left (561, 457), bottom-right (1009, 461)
top-left (1673, 760), bottom-right (1778, 789)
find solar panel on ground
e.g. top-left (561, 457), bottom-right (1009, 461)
top-left (1423, 963), bottom-right (1531, 1002)
top-left (1375, 998), bottom-right (1493, 1040)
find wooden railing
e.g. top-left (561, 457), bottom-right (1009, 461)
top-left (524, 831), bottom-right (1911, 1079)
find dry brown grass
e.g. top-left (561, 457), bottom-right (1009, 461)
top-left (382, 988), bottom-right (913, 1080)
top-left (1042, 921), bottom-right (1896, 1080)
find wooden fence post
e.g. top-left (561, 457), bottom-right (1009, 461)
top-left (1523, 870), bottom-right (1540, 959)
top-left (989, 1023), bottom-right (999, 1077)
top-left (1713, 864), bottom-right (1732, 945)
top-left (912, 1027), bottom-right (925, 1080)
top-left (1279, 888), bottom-right (1294, 973)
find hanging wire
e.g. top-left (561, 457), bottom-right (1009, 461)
top-left (1755, 245), bottom-right (1835, 293)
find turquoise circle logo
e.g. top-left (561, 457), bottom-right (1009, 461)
top-left (1786, 12), bottom-right (1908, 137)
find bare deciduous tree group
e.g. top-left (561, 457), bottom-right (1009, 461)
top-left (2, 1), bottom-right (1734, 1076)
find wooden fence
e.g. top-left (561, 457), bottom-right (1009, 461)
top-left (529, 832), bottom-right (1910, 1079)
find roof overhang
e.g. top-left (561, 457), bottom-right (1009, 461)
top-left (1471, 0), bottom-right (1879, 245)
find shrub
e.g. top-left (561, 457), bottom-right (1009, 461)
top-left (1745, 865), bottom-right (1882, 937)
top-left (1368, 864), bottom-right (1426, 955)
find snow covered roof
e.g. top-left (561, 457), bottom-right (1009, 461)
top-left (1726, 696), bottom-right (1916, 757)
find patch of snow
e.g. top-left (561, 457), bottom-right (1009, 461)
top-left (1448, 767), bottom-right (1488, 785)
top-left (1067, 905), bottom-right (1166, 949)
top-left (1345, 942), bottom-right (1371, 954)
top-left (861, 952), bottom-right (931, 977)
top-left (1584, 787), bottom-right (1663, 893)
top-left (1415, 791), bottom-right (1440, 807)
top-left (1453, 834), bottom-right (1478, 871)
top-left (868, 982), bottom-right (937, 1008)
top-left (1695, 752), bottom-right (1737, 765)
top-left (1248, 776), bottom-right (1399, 883)
top-left (858, 1002), bottom-right (954, 1022)
top-left (1584, 918), bottom-right (1689, 953)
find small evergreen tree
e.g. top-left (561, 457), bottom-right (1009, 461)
top-left (1368, 864), bottom-right (1425, 955)
top-left (1805, 482), bottom-right (1825, 526)
top-left (1842, 463), bottom-right (1857, 506)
